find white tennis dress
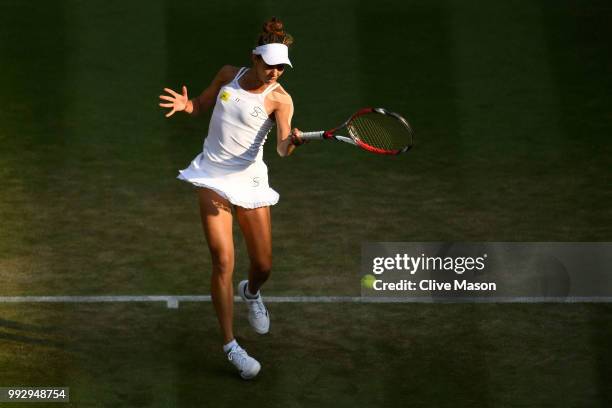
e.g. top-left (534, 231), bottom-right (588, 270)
top-left (177, 67), bottom-right (280, 209)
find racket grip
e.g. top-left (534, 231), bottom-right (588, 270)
top-left (299, 131), bottom-right (326, 141)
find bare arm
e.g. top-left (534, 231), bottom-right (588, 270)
top-left (187, 65), bottom-right (237, 115)
top-left (272, 90), bottom-right (300, 157)
top-left (159, 65), bottom-right (237, 117)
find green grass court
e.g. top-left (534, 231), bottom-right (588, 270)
top-left (0, 0), bottom-right (611, 406)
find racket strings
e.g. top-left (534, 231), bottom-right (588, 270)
top-left (359, 117), bottom-right (387, 149)
top-left (348, 113), bottom-right (412, 152)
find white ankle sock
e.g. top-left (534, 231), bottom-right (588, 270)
top-left (223, 339), bottom-right (238, 353)
top-left (245, 283), bottom-right (260, 299)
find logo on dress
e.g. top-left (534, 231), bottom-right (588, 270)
top-left (252, 177), bottom-right (260, 188)
top-left (220, 90), bottom-right (230, 101)
top-left (249, 106), bottom-right (267, 120)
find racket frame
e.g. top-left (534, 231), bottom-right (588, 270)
top-left (298, 107), bottom-right (413, 155)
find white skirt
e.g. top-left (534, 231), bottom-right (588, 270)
top-left (177, 152), bottom-right (279, 209)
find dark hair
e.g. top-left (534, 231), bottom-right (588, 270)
top-left (257, 16), bottom-right (293, 47)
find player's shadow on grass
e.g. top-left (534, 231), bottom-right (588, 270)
top-left (0, 318), bottom-right (71, 351)
top-left (0, 318), bottom-right (61, 333)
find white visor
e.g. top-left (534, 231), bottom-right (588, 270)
top-left (252, 43), bottom-right (293, 68)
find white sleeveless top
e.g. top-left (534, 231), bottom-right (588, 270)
top-left (176, 67), bottom-right (281, 209)
top-left (202, 67), bottom-right (279, 167)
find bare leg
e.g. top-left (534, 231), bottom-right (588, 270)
top-left (197, 188), bottom-right (235, 344)
top-left (235, 205), bottom-right (272, 294)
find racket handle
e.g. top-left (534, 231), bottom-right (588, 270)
top-left (299, 131), bottom-right (326, 141)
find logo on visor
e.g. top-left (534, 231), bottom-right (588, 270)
top-left (220, 91), bottom-right (230, 102)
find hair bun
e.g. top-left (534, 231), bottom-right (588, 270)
top-left (263, 17), bottom-right (284, 36)
top-left (258, 17), bottom-right (293, 47)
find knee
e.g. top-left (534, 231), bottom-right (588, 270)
top-left (211, 253), bottom-right (234, 276)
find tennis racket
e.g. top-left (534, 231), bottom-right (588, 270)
top-left (294, 108), bottom-right (413, 155)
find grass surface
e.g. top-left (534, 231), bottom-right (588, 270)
top-left (0, 0), bottom-right (610, 406)
top-left (1, 303), bottom-right (611, 407)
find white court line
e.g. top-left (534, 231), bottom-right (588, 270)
top-left (0, 296), bottom-right (611, 309)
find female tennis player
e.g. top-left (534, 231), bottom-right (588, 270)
top-left (159, 17), bottom-right (303, 380)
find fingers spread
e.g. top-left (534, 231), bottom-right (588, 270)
top-left (164, 88), bottom-right (179, 97)
top-left (159, 95), bottom-right (174, 102)
top-left (159, 102), bottom-right (173, 108)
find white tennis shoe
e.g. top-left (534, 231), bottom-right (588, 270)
top-left (238, 280), bottom-right (270, 334)
top-left (226, 344), bottom-right (261, 380)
